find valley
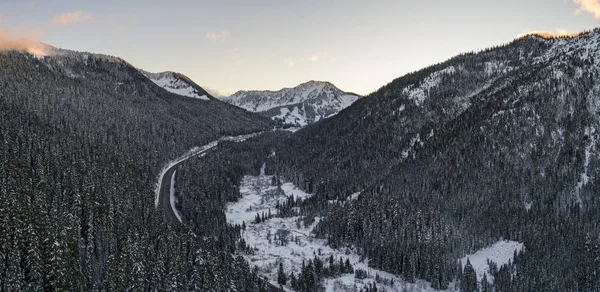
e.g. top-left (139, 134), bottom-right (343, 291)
top-left (1, 3), bottom-right (600, 290)
top-left (225, 166), bottom-right (442, 292)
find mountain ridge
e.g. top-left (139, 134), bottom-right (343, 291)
top-left (225, 80), bottom-right (361, 126)
top-left (139, 70), bottom-right (215, 101)
top-left (267, 27), bottom-right (600, 290)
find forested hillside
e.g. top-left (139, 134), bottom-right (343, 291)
top-left (0, 49), bottom-right (276, 290)
top-left (271, 29), bottom-right (600, 290)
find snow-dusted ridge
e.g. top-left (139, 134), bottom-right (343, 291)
top-left (403, 66), bottom-right (457, 106)
top-left (19, 45), bottom-right (214, 101)
top-left (140, 70), bottom-right (211, 100)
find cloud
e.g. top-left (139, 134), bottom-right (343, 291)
top-left (516, 28), bottom-right (582, 39)
top-left (52, 10), bottom-right (93, 26)
top-left (204, 86), bottom-right (229, 98)
top-left (228, 47), bottom-right (247, 65)
top-left (308, 52), bottom-right (335, 62)
top-left (205, 32), bottom-right (217, 40)
top-left (235, 57), bottom-right (248, 66)
top-left (205, 30), bottom-right (229, 41)
top-left (0, 28), bottom-right (47, 55)
top-left (284, 58), bottom-right (295, 68)
top-left (0, 10), bottom-right (93, 56)
top-left (101, 13), bottom-right (138, 34)
top-left (572, 0), bottom-right (600, 20)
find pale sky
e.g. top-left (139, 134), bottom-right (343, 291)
top-left (1, 0), bottom-right (599, 96)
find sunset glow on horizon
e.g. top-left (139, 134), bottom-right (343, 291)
top-left (1, 0), bottom-right (600, 96)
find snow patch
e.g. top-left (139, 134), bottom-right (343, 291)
top-left (461, 240), bottom-right (524, 284)
top-left (574, 126), bottom-right (596, 206)
top-left (403, 66), bottom-right (456, 106)
top-left (142, 71), bottom-right (210, 100)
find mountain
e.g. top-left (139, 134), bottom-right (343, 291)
top-left (225, 81), bottom-right (361, 126)
top-left (140, 70), bottom-right (214, 100)
top-left (0, 46), bottom-right (275, 290)
top-left (269, 29), bottom-right (600, 290)
top-left (5, 28), bottom-right (600, 291)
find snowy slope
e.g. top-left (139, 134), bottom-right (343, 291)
top-left (461, 240), bottom-right (524, 284)
top-left (140, 70), bottom-right (211, 100)
top-left (226, 81), bottom-right (361, 126)
top-left (226, 170), bottom-right (442, 292)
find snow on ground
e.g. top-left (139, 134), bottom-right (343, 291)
top-left (275, 107), bottom-right (311, 126)
top-left (403, 66), bottom-right (456, 106)
top-left (283, 106), bottom-right (307, 126)
top-left (574, 126), bottom-right (596, 206)
top-left (152, 75), bottom-right (210, 100)
top-left (283, 127), bottom-right (302, 133)
top-left (337, 94), bottom-right (360, 109)
top-left (328, 192), bottom-right (361, 205)
top-left (225, 171), bottom-right (441, 292)
top-left (141, 71), bottom-right (210, 100)
top-left (484, 61), bottom-right (513, 76)
top-left (460, 240), bottom-right (524, 284)
top-left (275, 108), bottom-right (291, 121)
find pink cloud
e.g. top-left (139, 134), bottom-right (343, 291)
top-left (52, 11), bottom-right (92, 26)
top-left (573, 0), bottom-right (600, 20)
top-left (205, 31), bottom-right (229, 41)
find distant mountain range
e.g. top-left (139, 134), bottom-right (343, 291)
top-left (224, 81), bottom-right (361, 126)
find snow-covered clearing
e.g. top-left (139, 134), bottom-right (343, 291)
top-left (226, 170), bottom-right (441, 292)
top-left (460, 240), bottom-right (524, 284)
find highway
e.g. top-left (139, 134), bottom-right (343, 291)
top-left (155, 132), bottom-right (264, 223)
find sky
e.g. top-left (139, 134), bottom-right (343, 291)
top-left (1, 0), bottom-right (599, 96)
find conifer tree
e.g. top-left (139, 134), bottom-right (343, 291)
top-left (461, 259), bottom-right (477, 292)
top-left (277, 262), bottom-right (287, 286)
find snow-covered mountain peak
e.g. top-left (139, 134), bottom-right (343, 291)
top-left (140, 70), bottom-right (211, 100)
top-left (226, 81), bottom-right (360, 126)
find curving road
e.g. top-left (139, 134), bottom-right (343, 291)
top-left (156, 132), bottom-right (264, 223)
